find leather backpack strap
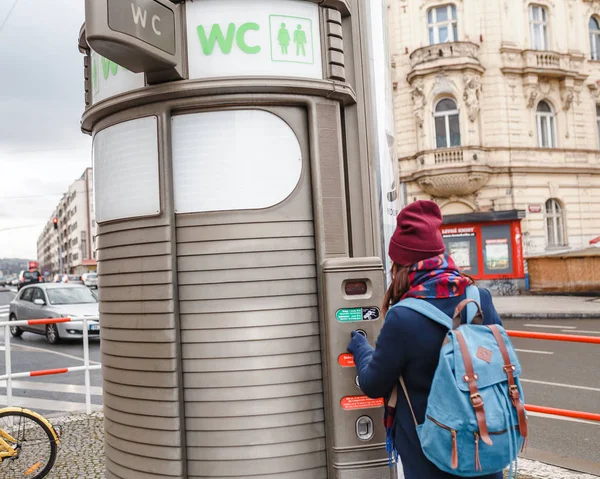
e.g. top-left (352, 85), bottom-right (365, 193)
top-left (454, 330), bottom-right (493, 446)
top-left (452, 299), bottom-right (484, 329)
top-left (388, 378), bottom-right (418, 428)
top-left (400, 377), bottom-right (418, 427)
top-left (488, 325), bottom-right (529, 439)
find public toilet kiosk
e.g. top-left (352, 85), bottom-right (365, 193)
top-left (79, 0), bottom-right (400, 477)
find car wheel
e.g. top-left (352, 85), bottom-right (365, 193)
top-left (46, 324), bottom-right (60, 345)
top-left (9, 314), bottom-right (23, 338)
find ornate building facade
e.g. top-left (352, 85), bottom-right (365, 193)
top-left (387, 0), bottom-right (600, 290)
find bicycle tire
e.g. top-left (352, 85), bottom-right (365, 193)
top-left (0, 409), bottom-right (58, 479)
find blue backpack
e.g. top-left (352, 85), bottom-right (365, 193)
top-left (388, 286), bottom-right (528, 478)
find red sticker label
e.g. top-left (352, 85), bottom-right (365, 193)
top-left (340, 395), bottom-right (384, 410)
top-left (338, 353), bottom-right (355, 368)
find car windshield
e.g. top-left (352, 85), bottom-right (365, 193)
top-left (46, 287), bottom-right (98, 305)
top-left (88, 274), bottom-right (97, 279)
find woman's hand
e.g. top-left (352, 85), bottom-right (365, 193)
top-left (347, 330), bottom-right (369, 355)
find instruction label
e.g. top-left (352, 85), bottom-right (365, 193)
top-left (340, 395), bottom-right (384, 410)
top-left (336, 307), bottom-right (380, 322)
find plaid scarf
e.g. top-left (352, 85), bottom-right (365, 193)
top-left (384, 253), bottom-right (471, 465)
top-left (403, 253), bottom-right (472, 300)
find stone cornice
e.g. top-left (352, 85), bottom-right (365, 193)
top-left (401, 146), bottom-right (600, 160)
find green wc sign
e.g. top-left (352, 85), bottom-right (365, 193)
top-left (90, 51), bottom-right (145, 104)
top-left (186, 0), bottom-right (322, 79)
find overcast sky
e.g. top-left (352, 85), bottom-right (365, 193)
top-left (0, 0), bottom-right (91, 259)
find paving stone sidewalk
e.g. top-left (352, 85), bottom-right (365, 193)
top-left (494, 295), bottom-right (600, 319)
top-left (36, 413), bottom-right (597, 479)
top-left (45, 412), bottom-right (105, 479)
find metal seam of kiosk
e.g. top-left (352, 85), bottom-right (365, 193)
top-left (81, 80), bottom-right (357, 132)
top-left (160, 108), bottom-right (189, 476)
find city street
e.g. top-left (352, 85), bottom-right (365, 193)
top-left (0, 290), bottom-right (102, 415)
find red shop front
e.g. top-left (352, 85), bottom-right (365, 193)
top-left (440, 210), bottom-right (526, 282)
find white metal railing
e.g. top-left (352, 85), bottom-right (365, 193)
top-left (0, 316), bottom-right (101, 414)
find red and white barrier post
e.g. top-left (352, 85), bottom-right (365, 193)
top-left (507, 329), bottom-right (600, 423)
top-left (0, 316), bottom-right (100, 414)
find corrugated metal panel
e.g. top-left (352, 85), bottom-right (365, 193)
top-left (98, 220), bottom-right (185, 478)
top-left (176, 109), bottom-right (325, 478)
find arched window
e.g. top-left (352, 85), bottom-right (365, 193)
top-left (428, 4), bottom-right (458, 45)
top-left (590, 17), bottom-right (600, 60)
top-left (434, 98), bottom-right (461, 148)
top-left (529, 5), bottom-right (549, 50)
top-left (536, 101), bottom-right (556, 148)
top-left (545, 199), bottom-right (566, 247)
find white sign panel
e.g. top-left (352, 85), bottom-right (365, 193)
top-left (93, 117), bottom-right (161, 223)
top-left (367, 0), bottom-right (401, 282)
top-left (171, 110), bottom-right (302, 214)
top-left (186, 0), bottom-right (322, 80)
top-left (91, 50), bottom-right (145, 104)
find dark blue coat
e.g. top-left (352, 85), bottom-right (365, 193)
top-left (348, 287), bottom-right (503, 479)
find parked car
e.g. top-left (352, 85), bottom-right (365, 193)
top-left (9, 284), bottom-right (100, 344)
top-left (17, 270), bottom-right (42, 291)
top-left (81, 272), bottom-right (98, 289)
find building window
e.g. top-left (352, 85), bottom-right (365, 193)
top-left (597, 105), bottom-right (600, 146)
top-left (590, 17), bottom-right (600, 60)
top-left (536, 101), bottom-right (556, 148)
top-left (530, 5), bottom-right (549, 50)
top-left (434, 98), bottom-right (461, 148)
top-left (545, 199), bottom-right (566, 247)
top-left (428, 4), bottom-right (458, 45)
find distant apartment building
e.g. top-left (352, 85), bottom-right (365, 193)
top-left (387, 0), bottom-right (600, 292)
top-left (37, 168), bottom-right (96, 276)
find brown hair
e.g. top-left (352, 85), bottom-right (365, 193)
top-left (382, 262), bottom-right (475, 317)
top-left (382, 263), bottom-right (411, 317)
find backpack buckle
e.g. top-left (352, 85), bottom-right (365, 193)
top-left (503, 364), bottom-right (516, 373)
top-left (470, 393), bottom-right (483, 406)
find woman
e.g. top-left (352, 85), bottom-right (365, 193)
top-left (348, 200), bottom-right (503, 479)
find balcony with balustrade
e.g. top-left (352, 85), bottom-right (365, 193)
top-left (500, 47), bottom-right (586, 80)
top-left (408, 42), bottom-right (484, 83)
top-left (408, 147), bottom-right (491, 198)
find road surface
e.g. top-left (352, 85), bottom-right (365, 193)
top-left (0, 290), bottom-right (102, 415)
top-left (504, 318), bottom-right (600, 475)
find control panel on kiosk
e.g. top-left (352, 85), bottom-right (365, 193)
top-left (320, 257), bottom-right (387, 474)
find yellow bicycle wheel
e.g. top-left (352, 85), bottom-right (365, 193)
top-left (0, 410), bottom-right (58, 479)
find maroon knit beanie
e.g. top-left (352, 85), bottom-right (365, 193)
top-left (388, 200), bottom-right (445, 266)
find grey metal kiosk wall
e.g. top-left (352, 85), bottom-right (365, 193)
top-left (80, 1), bottom-right (396, 478)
